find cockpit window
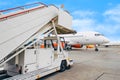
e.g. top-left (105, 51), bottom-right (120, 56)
top-left (95, 34), bottom-right (104, 36)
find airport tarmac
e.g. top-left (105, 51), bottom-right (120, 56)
top-left (41, 46), bottom-right (120, 80)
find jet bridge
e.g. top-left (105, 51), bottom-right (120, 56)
top-left (0, 2), bottom-right (75, 66)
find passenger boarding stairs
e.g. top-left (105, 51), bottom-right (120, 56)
top-left (0, 2), bottom-right (73, 66)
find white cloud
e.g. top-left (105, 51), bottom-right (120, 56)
top-left (72, 18), bottom-right (96, 31)
top-left (72, 4), bottom-right (120, 40)
top-left (72, 10), bottom-right (96, 19)
top-left (95, 24), bottom-right (120, 34)
top-left (72, 10), bottom-right (97, 32)
top-left (104, 4), bottom-right (120, 23)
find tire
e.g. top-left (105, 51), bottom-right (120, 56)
top-left (66, 46), bottom-right (72, 51)
top-left (66, 65), bottom-right (71, 70)
top-left (105, 45), bottom-right (109, 47)
top-left (95, 48), bottom-right (98, 51)
top-left (59, 60), bottom-right (67, 72)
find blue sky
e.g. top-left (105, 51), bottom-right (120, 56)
top-left (0, 0), bottom-right (120, 41)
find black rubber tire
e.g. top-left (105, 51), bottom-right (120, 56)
top-left (95, 48), bottom-right (98, 51)
top-left (66, 65), bottom-right (71, 70)
top-left (59, 60), bottom-right (67, 72)
top-left (105, 45), bottom-right (109, 47)
top-left (66, 45), bottom-right (72, 51)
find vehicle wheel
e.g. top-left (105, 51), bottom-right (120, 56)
top-left (105, 45), bottom-right (109, 47)
top-left (66, 46), bottom-right (72, 51)
top-left (60, 60), bottom-right (67, 72)
top-left (66, 65), bottom-right (71, 70)
top-left (95, 48), bottom-right (98, 51)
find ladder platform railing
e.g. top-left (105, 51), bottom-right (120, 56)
top-left (0, 2), bottom-right (47, 21)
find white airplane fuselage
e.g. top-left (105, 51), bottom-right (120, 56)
top-left (59, 31), bottom-right (109, 46)
top-left (103, 41), bottom-right (120, 47)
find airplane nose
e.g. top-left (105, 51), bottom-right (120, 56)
top-left (103, 37), bottom-right (110, 43)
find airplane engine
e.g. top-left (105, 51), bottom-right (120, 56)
top-left (71, 44), bottom-right (83, 48)
top-left (86, 45), bottom-right (94, 48)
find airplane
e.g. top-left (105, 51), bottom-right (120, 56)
top-left (58, 31), bottom-right (110, 51)
top-left (102, 41), bottom-right (120, 47)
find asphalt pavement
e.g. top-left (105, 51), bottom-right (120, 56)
top-left (41, 46), bottom-right (120, 80)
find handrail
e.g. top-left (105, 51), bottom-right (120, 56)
top-left (0, 2), bottom-right (47, 13)
top-left (0, 2), bottom-right (47, 21)
top-left (0, 6), bottom-right (45, 20)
